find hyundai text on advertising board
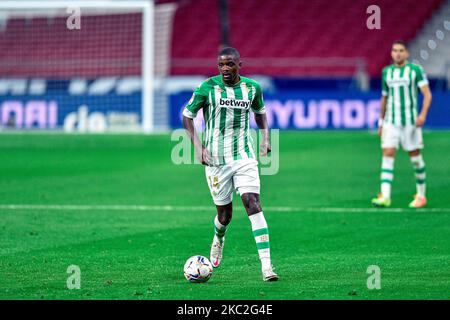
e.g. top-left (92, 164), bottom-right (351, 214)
top-left (170, 91), bottom-right (450, 130)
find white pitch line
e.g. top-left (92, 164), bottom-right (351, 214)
top-left (0, 204), bottom-right (449, 213)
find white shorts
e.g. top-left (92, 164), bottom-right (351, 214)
top-left (205, 158), bottom-right (260, 206)
top-left (381, 124), bottom-right (424, 151)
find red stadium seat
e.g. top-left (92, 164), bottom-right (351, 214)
top-left (171, 0), bottom-right (443, 76)
top-left (0, 0), bottom-right (443, 77)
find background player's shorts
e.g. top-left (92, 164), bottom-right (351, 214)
top-left (205, 158), bottom-right (260, 206)
top-left (381, 124), bottom-right (424, 151)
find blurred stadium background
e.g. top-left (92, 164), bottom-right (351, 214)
top-left (0, 0), bottom-right (449, 132)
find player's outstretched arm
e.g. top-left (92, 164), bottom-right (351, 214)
top-left (254, 113), bottom-right (271, 157)
top-left (182, 116), bottom-right (212, 165)
top-left (416, 85), bottom-right (432, 127)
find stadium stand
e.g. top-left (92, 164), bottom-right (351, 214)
top-left (170, 0), bottom-right (443, 76)
top-left (0, 13), bottom-right (142, 77)
top-left (409, 0), bottom-right (450, 78)
top-left (0, 0), bottom-right (444, 78)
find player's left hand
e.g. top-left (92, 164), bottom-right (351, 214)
top-left (415, 114), bottom-right (427, 127)
top-left (260, 141), bottom-right (271, 157)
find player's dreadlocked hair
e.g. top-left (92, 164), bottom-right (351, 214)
top-left (218, 47), bottom-right (240, 60)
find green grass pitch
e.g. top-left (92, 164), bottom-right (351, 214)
top-left (0, 131), bottom-right (449, 300)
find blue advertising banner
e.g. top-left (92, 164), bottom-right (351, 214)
top-left (170, 91), bottom-right (450, 130)
top-left (1, 89), bottom-right (449, 131)
top-left (0, 93), bottom-right (141, 131)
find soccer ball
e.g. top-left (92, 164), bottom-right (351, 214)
top-left (183, 255), bottom-right (213, 283)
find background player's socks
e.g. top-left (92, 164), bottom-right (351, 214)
top-left (214, 215), bottom-right (227, 243)
top-left (249, 212), bottom-right (272, 270)
top-left (380, 156), bottom-right (395, 199)
top-left (410, 155), bottom-right (426, 197)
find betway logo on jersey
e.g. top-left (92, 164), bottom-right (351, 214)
top-left (219, 98), bottom-right (250, 109)
top-left (387, 78), bottom-right (410, 87)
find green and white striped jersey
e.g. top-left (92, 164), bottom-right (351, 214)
top-left (183, 75), bottom-right (266, 166)
top-left (382, 62), bottom-right (428, 126)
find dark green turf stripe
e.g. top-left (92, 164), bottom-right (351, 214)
top-left (2, 132), bottom-right (450, 299)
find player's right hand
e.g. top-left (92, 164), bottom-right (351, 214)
top-left (197, 147), bottom-right (212, 166)
top-left (378, 125), bottom-right (382, 137)
top-left (415, 113), bottom-right (427, 127)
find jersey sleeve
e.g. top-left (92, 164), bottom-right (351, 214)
top-left (182, 83), bottom-right (207, 119)
top-left (415, 65), bottom-right (429, 88)
top-left (250, 83), bottom-right (266, 114)
top-left (381, 68), bottom-right (388, 97)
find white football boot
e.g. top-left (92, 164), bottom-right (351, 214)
top-left (210, 235), bottom-right (224, 268)
top-left (262, 266), bottom-right (279, 282)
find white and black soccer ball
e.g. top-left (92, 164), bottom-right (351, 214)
top-left (183, 255), bottom-right (213, 283)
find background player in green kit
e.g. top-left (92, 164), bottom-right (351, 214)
top-left (182, 47), bottom-right (278, 281)
top-left (372, 41), bottom-right (432, 208)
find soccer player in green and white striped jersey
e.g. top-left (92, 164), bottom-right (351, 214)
top-left (182, 47), bottom-right (278, 281)
top-left (372, 40), bottom-right (432, 208)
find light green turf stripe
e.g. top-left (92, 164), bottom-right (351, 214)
top-left (381, 179), bottom-right (392, 184)
top-left (256, 242), bottom-right (270, 250)
top-left (415, 167), bottom-right (426, 174)
top-left (253, 228), bottom-right (269, 237)
top-left (416, 179), bottom-right (426, 185)
top-left (381, 168), bottom-right (394, 173)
